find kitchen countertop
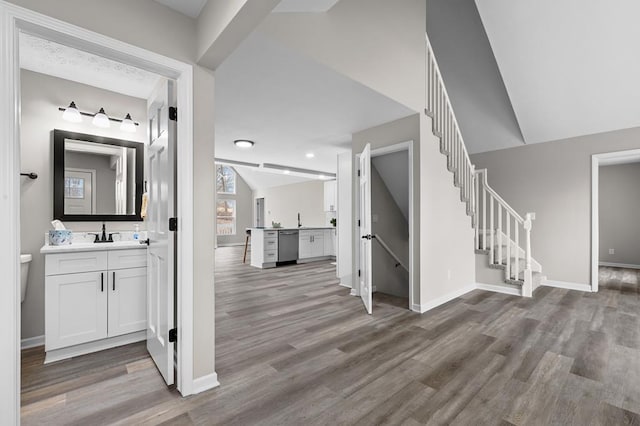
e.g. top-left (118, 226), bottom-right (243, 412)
top-left (248, 227), bottom-right (335, 231)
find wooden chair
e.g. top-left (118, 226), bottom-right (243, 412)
top-left (243, 229), bottom-right (251, 263)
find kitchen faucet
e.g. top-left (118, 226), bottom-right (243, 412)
top-left (297, 213), bottom-right (302, 228)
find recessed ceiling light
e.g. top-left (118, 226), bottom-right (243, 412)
top-left (234, 139), bottom-right (255, 149)
top-left (283, 170), bottom-right (290, 174)
top-left (318, 174), bottom-right (325, 180)
top-left (306, 152), bottom-right (315, 158)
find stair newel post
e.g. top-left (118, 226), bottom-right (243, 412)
top-left (506, 211), bottom-right (511, 279)
top-left (523, 213), bottom-right (534, 297)
top-left (489, 195), bottom-right (494, 264)
top-left (497, 204), bottom-right (503, 264)
top-left (514, 221), bottom-right (519, 283)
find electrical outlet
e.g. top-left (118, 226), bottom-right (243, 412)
top-left (609, 248), bottom-right (615, 255)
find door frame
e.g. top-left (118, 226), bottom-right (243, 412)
top-left (0, 2), bottom-right (196, 420)
top-left (591, 148), bottom-right (640, 293)
top-left (354, 140), bottom-right (415, 311)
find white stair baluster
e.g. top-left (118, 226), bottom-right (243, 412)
top-left (506, 211), bottom-right (511, 279)
top-left (490, 197), bottom-right (494, 264)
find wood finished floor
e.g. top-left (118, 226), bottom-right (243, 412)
top-left (21, 249), bottom-right (640, 425)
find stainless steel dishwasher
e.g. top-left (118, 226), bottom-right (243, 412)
top-left (278, 230), bottom-right (299, 263)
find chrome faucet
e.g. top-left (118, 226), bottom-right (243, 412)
top-left (297, 213), bottom-right (302, 228)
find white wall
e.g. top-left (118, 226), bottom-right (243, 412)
top-left (253, 180), bottom-right (328, 228)
top-left (599, 162), bottom-right (640, 266)
top-left (419, 114), bottom-right (476, 307)
top-left (259, 0), bottom-right (426, 112)
top-left (20, 69), bottom-right (147, 340)
top-left (471, 126), bottom-right (640, 285)
top-left (337, 152), bottom-right (353, 287)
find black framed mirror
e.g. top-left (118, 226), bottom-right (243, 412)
top-left (53, 129), bottom-right (144, 221)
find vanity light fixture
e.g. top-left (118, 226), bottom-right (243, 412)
top-left (61, 101), bottom-right (82, 123)
top-left (92, 108), bottom-right (111, 128)
top-left (58, 104), bottom-right (140, 130)
top-left (234, 139), bottom-right (255, 149)
top-left (120, 113), bottom-right (137, 133)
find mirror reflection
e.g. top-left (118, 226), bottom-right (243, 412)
top-left (64, 140), bottom-right (137, 215)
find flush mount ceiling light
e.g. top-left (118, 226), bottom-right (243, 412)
top-left (305, 152), bottom-right (315, 158)
top-left (61, 101), bottom-right (82, 123)
top-left (283, 170), bottom-right (291, 174)
top-left (92, 108), bottom-right (111, 128)
top-left (234, 139), bottom-right (255, 149)
top-left (120, 113), bottom-right (136, 133)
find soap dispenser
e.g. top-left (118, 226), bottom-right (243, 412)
top-left (133, 224), bottom-right (140, 240)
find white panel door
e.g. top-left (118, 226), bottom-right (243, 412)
top-left (108, 267), bottom-right (147, 337)
top-left (64, 168), bottom-right (96, 214)
top-left (45, 271), bottom-right (108, 350)
top-left (359, 144), bottom-right (373, 314)
top-left (146, 78), bottom-right (176, 386)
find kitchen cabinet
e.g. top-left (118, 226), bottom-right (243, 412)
top-left (299, 229), bottom-right (325, 259)
top-left (323, 229), bottom-right (336, 257)
top-left (324, 180), bottom-right (337, 212)
top-left (44, 247), bottom-right (147, 362)
top-left (250, 229), bottom-right (279, 268)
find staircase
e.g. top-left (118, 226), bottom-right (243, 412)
top-left (425, 35), bottom-right (543, 297)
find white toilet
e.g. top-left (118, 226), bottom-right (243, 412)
top-left (20, 254), bottom-right (32, 303)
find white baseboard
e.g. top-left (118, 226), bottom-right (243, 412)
top-left (476, 282), bottom-right (521, 296)
top-left (217, 242), bottom-right (247, 247)
top-left (542, 280), bottom-right (592, 292)
top-left (44, 330), bottom-right (146, 364)
top-left (413, 284), bottom-right (476, 314)
top-left (339, 274), bottom-right (352, 289)
top-left (599, 262), bottom-right (640, 270)
top-left (21, 335), bottom-right (44, 350)
top-left (192, 372), bottom-right (220, 394)
top-left (350, 289), bottom-right (357, 296)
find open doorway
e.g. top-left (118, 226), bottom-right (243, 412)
top-left (356, 141), bottom-right (414, 313)
top-left (591, 149), bottom-right (640, 292)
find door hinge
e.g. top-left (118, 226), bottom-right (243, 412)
top-left (358, 269), bottom-right (361, 277)
top-left (169, 106), bottom-right (178, 121)
top-left (169, 217), bottom-right (178, 231)
top-left (358, 169), bottom-right (361, 177)
top-left (358, 219), bottom-right (361, 227)
top-left (169, 328), bottom-right (178, 343)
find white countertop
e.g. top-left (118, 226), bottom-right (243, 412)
top-left (41, 240), bottom-right (146, 254)
top-left (248, 227), bottom-right (335, 231)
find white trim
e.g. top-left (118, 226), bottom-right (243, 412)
top-left (21, 335), bottom-right (44, 350)
top-left (599, 262), bottom-right (640, 270)
top-left (357, 141), bottom-right (415, 312)
top-left (542, 280), bottom-right (592, 292)
top-left (0, 3), bottom-right (201, 417)
top-left (591, 148), bottom-right (640, 294)
top-left (44, 331), bottom-right (146, 364)
top-left (476, 282), bottom-right (522, 296)
top-left (350, 289), bottom-right (357, 296)
top-left (192, 372), bottom-right (220, 395)
top-left (413, 284), bottom-right (476, 314)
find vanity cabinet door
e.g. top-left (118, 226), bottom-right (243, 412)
top-left (45, 271), bottom-right (108, 350)
top-left (108, 267), bottom-right (147, 337)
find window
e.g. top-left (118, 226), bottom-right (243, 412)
top-left (64, 177), bottom-right (85, 199)
top-left (217, 199), bottom-right (236, 235)
top-left (216, 165), bottom-right (236, 194)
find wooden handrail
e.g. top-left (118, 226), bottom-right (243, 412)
top-left (373, 234), bottom-right (409, 272)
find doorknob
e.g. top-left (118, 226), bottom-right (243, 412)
top-left (141, 238), bottom-right (150, 246)
top-left (362, 234), bottom-right (372, 240)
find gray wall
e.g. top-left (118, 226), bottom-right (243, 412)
top-left (20, 69), bottom-right (146, 340)
top-left (471, 126), bottom-right (640, 285)
top-left (599, 162), bottom-right (640, 265)
top-left (217, 167), bottom-right (252, 246)
top-left (426, 0), bottom-right (523, 153)
top-left (372, 163), bottom-right (409, 299)
top-left (65, 151), bottom-right (117, 214)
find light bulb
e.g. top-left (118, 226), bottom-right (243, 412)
top-left (120, 113), bottom-right (136, 132)
top-left (92, 108), bottom-right (110, 128)
top-left (62, 101), bottom-right (82, 123)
